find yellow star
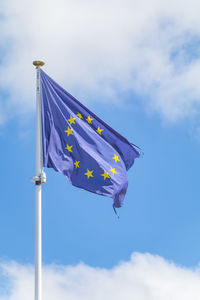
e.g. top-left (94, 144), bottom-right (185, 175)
top-left (77, 112), bottom-right (83, 119)
top-left (74, 160), bottom-right (80, 168)
top-left (96, 126), bottom-right (104, 135)
top-left (64, 126), bottom-right (73, 136)
top-left (65, 144), bottom-right (73, 152)
top-left (112, 154), bottom-right (120, 163)
top-left (110, 167), bottom-right (116, 175)
top-left (68, 115), bottom-right (75, 125)
top-left (86, 116), bottom-right (93, 124)
top-left (101, 170), bottom-right (110, 180)
top-left (84, 169), bottom-right (94, 179)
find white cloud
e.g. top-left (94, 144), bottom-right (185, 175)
top-left (1, 253), bottom-right (200, 300)
top-left (1, 0), bottom-right (200, 122)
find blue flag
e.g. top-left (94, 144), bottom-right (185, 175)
top-left (40, 70), bottom-right (140, 208)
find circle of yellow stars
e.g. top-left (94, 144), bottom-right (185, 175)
top-left (64, 113), bottom-right (121, 180)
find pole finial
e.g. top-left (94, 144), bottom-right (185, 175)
top-left (33, 60), bottom-right (45, 67)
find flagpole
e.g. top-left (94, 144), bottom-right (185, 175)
top-left (32, 60), bottom-right (46, 300)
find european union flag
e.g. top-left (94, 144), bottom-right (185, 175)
top-left (40, 70), bottom-right (140, 208)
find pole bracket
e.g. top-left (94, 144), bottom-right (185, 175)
top-left (30, 171), bottom-right (47, 184)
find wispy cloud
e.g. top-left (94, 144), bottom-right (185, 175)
top-left (1, 253), bottom-right (200, 300)
top-left (1, 0), bottom-right (200, 122)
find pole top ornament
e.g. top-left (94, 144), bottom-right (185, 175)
top-left (33, 60), bottom-right (45, 67)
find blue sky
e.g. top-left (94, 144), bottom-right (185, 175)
top-left (1, 86), bottom-right (200, 269)
top-left (1, 0), bottom-right (200, 299)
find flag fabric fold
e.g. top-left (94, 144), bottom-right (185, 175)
top-left (40, 69), bottom-right (140, 208)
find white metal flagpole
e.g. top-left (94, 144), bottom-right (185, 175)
top-left (32, 60), bottom-right (46, 300)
